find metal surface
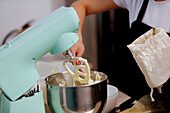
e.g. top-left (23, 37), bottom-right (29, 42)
top-left (23, 81), bottom-right (40, 97)
top-left (45, 71), bottom-right (107, 113)
top-left (64, 50), bottom-right (74, 60)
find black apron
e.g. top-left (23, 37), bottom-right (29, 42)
top-left (115, 0), bottom-right (170, 100)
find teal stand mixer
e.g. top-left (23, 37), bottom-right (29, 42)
top-left (0, 6), bottom-right (79, 113)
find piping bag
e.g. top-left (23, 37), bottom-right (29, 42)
top-left (127, 28), bottom-right (170, 101)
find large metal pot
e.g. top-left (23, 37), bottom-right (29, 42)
top-left (45, 71), bottom-right (107, 113)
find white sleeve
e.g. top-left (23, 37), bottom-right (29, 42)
top-left (113, 0), bottom-right (139, 10)
top-left (113, 0), bottom-right (144, 27)
top-left (113, 0), bottom-right (128, 9)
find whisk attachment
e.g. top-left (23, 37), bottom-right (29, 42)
top-left (63, 50), bottom-right (91, 84)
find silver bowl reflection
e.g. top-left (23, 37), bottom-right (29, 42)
top-left (45, 71), bottom-right (107, 113)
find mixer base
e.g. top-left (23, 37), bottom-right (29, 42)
top-left (0, 90), bottom-right (45, 113)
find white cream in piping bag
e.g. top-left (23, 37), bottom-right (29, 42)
top-left (127, 28), bottom-right (170, 101)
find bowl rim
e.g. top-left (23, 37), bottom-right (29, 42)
top-left (45, 71), bottom-right (108, 88)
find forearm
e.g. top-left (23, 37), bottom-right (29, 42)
top-left (70, 0), bottom-right (119, 38)
top-left (70, 1), bottom-right (86, 41)
top-left (69, 0), bottom-right (120, 57)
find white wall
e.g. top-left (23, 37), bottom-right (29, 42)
top-left (0, 0), bottom-right (65, 46)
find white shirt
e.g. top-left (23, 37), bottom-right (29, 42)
top-left (113, 0), bottom-right (170, 33)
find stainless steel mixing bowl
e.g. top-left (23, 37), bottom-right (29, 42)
top-left (45, 71), bottom-right (107, 113)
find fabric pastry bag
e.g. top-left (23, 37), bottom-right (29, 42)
top-left (127, 28), bottom-right (170, 101)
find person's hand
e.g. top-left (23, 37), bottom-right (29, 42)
top-left (70, 31), bottom-right (85, 57)
top-left (67, 0), bottom-right (119, 57)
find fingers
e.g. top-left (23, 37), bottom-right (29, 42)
top-left (70, 41), bottom-right (85, 57)
top-left (62, 31), bottom-right (85, 58)
top-left (76, 46), bottom-right (84, 57)
top-left (62, 43), bottom-right (84, 58)
top-left (73, 31), bottom-right (85, 57)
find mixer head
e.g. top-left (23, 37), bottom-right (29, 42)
top-left (0, 6), bottom-right (80, 101)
